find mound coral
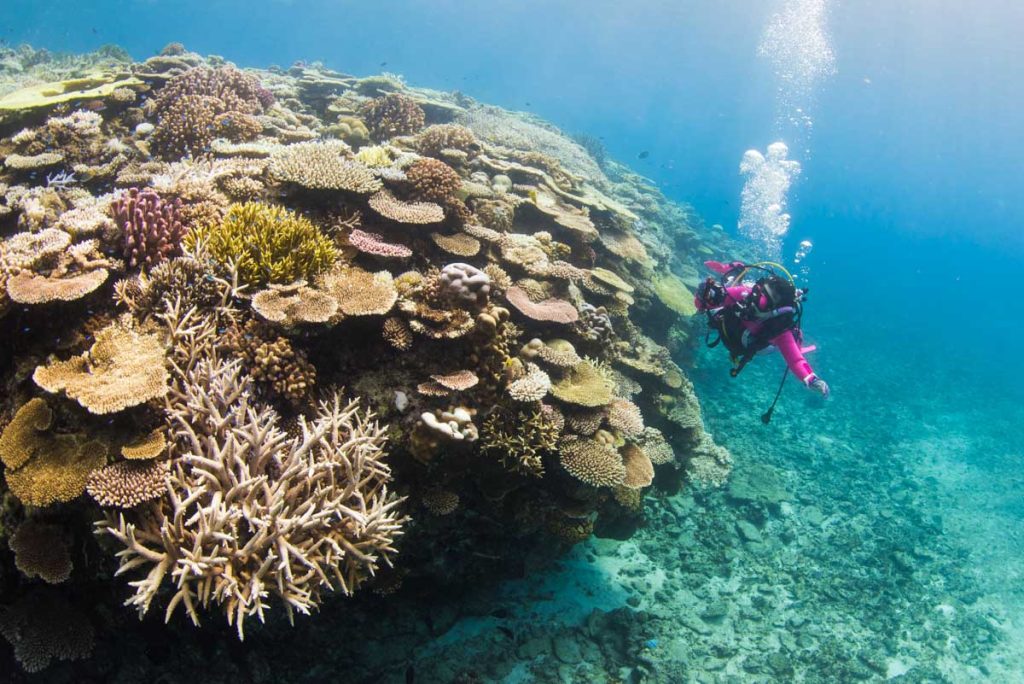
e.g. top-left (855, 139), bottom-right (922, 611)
top-left (416, 124), bottom-right (478, 158)
top-left (405, 158), bottom-right (462, 202)
top-left (187, 202), bottom-right (337, 287)
top-left (112, 187), bottom-right (185, 269)
top-left (99, 359), bottom-right (405, 639)
top-left (361, 93), bottom-right (426, 140)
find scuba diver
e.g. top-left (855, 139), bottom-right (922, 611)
top-left (695, 260), bottom-right (829, 415)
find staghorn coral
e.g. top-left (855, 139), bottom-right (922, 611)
top-left (187, 202), bottom-right (337, 288)
top-left (405, 157), bottom-right (462, 202)
top-left (558, 437), bottom-right (626, 488)
top-left (33, 321), bottom-right (169, 414)
top-left (0, 590), bottom-right (95, 673)
top-left (480, 405), bottom-right (559, 477)
top-left (98, 358), bottom-right (406, 639)
top-left (112, 187), bottom-right (185, 269)
top-left (269, 141), bottom-right (382, 193)
top-left (368, 190), bottom-right (445, 224)
top-left (361, 93), bottom-right (426, 140)
top-left (9, 520), bottom-right (72, 584)
top-left (86, 460), bottom-right (170, 508)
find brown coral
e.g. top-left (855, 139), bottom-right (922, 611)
top-left (361, 93), bottom-right (426, 140)
top-left (422, 488), bottom-right (460, 516)
top-left (430, 370), bottom-right (479, 391)
top-left (0, 590), bottom-right (95, 673)
top-left (551, 361), bottom-right (615, 407)
top-left (559, 437), bottom-right (626, 488)
top-left (430, 231), bottom-right (481, 257)
top-left (505, 286), bottom-right (578, 324)
top-left (9, 520), bottom-right (72, 584)
top-left (33, 321), bottom-right (168, 414)
top-left (121, 429), bottom-right (167, 460)
top-left (405, 158), bottom-right (462, 202)
top-left (382, 316), bottom-right (413, 350)
top-left (251, 282), bottom-right (338, 326)
top-left (416, 124), bottom-right (478, 158)
top-left (621, 444), bottom-right (654, 489)
top-left (6, 269), bottom-right (109, 305)
top-left (607, 398), bottom-right (645, 437)
top-left (225, 319), bottom-right (316, 406)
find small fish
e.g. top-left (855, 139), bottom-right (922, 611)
top-left (638, 150), bottom-right (650, 160)
top-left (92, 27), bottom-right (98, 34)
top-left (82, 100), bottom-right (106, 112)
top-left (525, 101), bottom-right (531, 107)
top-left (380, 61), bottom-right (388, 67)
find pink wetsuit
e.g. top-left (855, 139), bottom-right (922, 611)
top-left (697, 262), bottom-right (819, 386)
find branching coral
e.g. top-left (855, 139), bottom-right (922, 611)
top-left (558, 436), bottom-right (625, 488)
top-left (187, 202), bottom-right (337, 288)
top-left (480, 405), bottom-right (558, 477)
top-left (98, 358), bottom-right (406, 639)
top-left (86, 460), bottom-right (169, 508)
top-left (224, 319), bottom-right (316, 405)
top-left (112, 187), bottom-right (185, 269)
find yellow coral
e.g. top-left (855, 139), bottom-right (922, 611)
top-left (318, 265), bottom-right (397, 317)
top-left (653, 272), bottom-right (697, 316)
top-left (551, 360), bottom-right (614, 407)
top-left (187, 202), bottom-right (337, 287)
top-left (0, 72), bottom-right (143, 111)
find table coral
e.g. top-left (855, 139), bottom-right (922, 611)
top-left (33, 321), bottom-right (169, 414)
top-left (368, 190), bottom-right (445, 224)
top-left (551, 360), bottom-right (615, 407)
top-left (9, 520), bottom-right (72, 584)
top-left (269, 141), bottom-right (382, 193)
top-left (558, 436), bottom-right (626, 488)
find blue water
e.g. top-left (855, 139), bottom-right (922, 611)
top-left (4, 0), bottom-right (1023, 678)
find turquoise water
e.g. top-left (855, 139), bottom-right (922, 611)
top-left (2, 1), bottom-right (1022, 681)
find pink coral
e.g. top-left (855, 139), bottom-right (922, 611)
top-left (112, 188), bottom-right (184, 269)
top-left (347, 229), bottom-right (413, 258)
top-left (506, 286), bottom-right (579, 323)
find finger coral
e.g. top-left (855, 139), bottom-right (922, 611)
top-left (187, 202), bottom-right (337, 288)
top-left (86, 460), bottom-right (170, 508)
top-left (98, 359), bottom-right (405, 639)
top-left (559, 436), bottom-right (626, 488)
top-left (112, 187), bottom-right (185, 269)
top-left (33, 321), bottom-right (169, 414)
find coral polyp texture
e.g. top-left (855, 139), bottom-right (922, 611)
top-left (0, 44), bottom-right (733, 670)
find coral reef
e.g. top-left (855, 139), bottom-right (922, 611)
top-left (0, 44), bottom-right (735, 673)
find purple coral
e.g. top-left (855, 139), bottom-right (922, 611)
top-left (113, 188), bottom-right (184, 270)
